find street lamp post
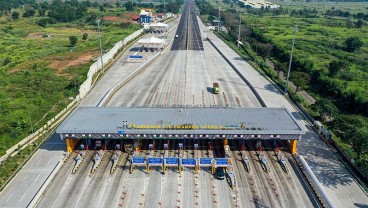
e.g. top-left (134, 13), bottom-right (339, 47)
top-left (237, 12), bottom-right (241, 48)
top-left (218, 0), bottom-right (221, 32)
top-left (284, 25), bottom-right (297, 95)
top-left (27, 110), bottom-right (34, 135)
top-left (97, 19), bottom-right (104, 73)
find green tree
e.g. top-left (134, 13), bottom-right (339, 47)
top-left (355, 19), bottom-right (363, 28)
top-left (350, 127), bottom-right (368, 158)
top-left (38, 8), bottom-right (46, 17)
top-left (125, 2), bottom-right (135, 11)
top-left (274, 62), bottom-right (286, 77)
top-left (37, 18), bottom-right (48, 27)
top-left (23, 8), bottom-right (36, 17)
top-left (82, 33), bottom-right (88, 41)
top-left (328, 60), bottom-right (349, 76)
top-left (3, 57), bottom-right (11, 66)
top-left (99, 5), bottom-right (105, 12)
top-left (11, 11), bottom-right (19, 20)
top-left (289, 71), bottom-right (311, 93)
top-left (69, 36), bottom-right (78, 47)
top-left (121, 22), bottom-right (130, 34)
top-left (346, 17), bottom-right (353, 28)
top-left (345, 37), bottom-right (363, 52)
top-left (311, 98), bottom-right (339, 120)
top-left (86, 11), bottom-right (98, 24)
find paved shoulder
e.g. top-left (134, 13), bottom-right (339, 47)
top-left (0, 134), bottom-right (65, 208)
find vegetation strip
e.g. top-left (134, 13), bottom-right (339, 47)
top-left (196, 0), bottom-right (368, 179)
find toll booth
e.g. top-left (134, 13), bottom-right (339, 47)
top-left (131, 157), bottom-right (146, 173)
top-left (163, 157), bottom-right (179, 172)
top-left (199, 158), bottom-right (212, 167)
top-left (212, 158), bottom-right (229, 174)
top-left (179, 158), bottom-right (197, 173)
top-left (147, 157), bottom-right (163, 173)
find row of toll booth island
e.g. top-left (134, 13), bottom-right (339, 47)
top-left (66, 138), bottom-right (298, 155)
top-left (129, 141), bottom-right (230, 174)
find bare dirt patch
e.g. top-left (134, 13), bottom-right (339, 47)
top-left (26, 32), bottom-right (47, 39)
top-left (103, 16), bottom-right (123, 22)
top-left (48, 52), bottom-right (98, 75)
top-left (8, 68), bottom-right (24, 73)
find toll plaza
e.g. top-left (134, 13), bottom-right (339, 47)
top-left (57, 107), bottom-right (305, 167)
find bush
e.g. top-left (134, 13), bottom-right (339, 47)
top-left (23, 8), bottom-right (36, 17)
top-left (345, 37), bottom-right (363, 52)
top-left (82, 33), bottom-right (88, 41)
top-left (69, 36), bottom-right (78, 47)
top-left (12, 11), bottom-right (19, 20)
top-left (37, 18), bottom-right (48, 27)
top-left (3, 57), bottom-right (11, 66)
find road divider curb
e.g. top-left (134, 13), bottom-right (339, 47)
top-left (110, 151), bottom-right (123, 174)
top-left (91, 151), bottom-right (105, 174)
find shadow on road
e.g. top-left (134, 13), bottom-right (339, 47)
top-left (299, 131), bottom-right (354, 188)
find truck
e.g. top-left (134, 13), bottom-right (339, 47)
top-left (213, 82), bottom-right (219, 94)
top-left (313, 120), bottom-right (332, 143)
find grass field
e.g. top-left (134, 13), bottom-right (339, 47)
top-left (0, 7), bottom-right (141, 156)
top-left (276, 1), bottom-right (368, 14)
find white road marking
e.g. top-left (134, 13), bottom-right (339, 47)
top-left (34, 174), bottom-right (41, 182)
top-left (36, 158), bottom-right (42, 165)
top-left (5, 194), bottom-right (12, 203)
top-left (22, 174), bottom-right (28, 182)
top-left (19, 193), bottom-right (26, 202)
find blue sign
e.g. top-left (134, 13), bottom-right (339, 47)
top-left (130, 55), bottom-right (143, 59)
top-left (118, 130), bottom-right (125, 134)
top-left (165, 157), bottom-right (178, 165)
top-left (215, 158), bottom-right (228, 166)
top-left (132, 157), bottom-right (145, 164)
top-left (148, 157), bottom-right (162, 165)
top-left (200, 158), bottom-right (212, 165)
top-left (181, 158), bottom-right (196, 166)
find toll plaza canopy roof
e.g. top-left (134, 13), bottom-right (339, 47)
top-left (58, 107), bottom-right (305, 140)
top-left (137, 36), bottom-right (165, 45)
top-left (149, 22), bottom-right (169, 28)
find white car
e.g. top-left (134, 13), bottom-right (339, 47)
top-left (175, 34), bottom-right (179, 38)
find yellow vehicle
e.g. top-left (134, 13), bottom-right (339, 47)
top-left (213, 82), bottom-right (219, 94)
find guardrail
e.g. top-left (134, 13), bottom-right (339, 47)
top-left (296, 155), bottom-right (335, 208)
top-left (271, 77), bottom-right (368, 184)
top-left (207, 38), bottom-right (267, 108)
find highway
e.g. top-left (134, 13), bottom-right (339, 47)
top-left (1, 0), bottom-right (364, 207)
top-left (34, 0), bottom-right (319, 207)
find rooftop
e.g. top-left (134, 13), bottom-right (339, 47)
top-left (57, 107), bottom-right (304, 138)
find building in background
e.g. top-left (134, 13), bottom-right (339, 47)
top-left (237, 0), bottom-right (280, 9)
top-left (140, 8), bottom-right (153, 23)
